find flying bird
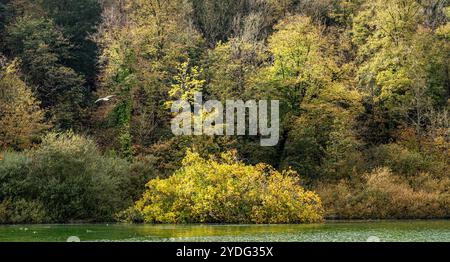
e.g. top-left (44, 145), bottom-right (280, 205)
top-left (95, 95), bottom-right (115, 104)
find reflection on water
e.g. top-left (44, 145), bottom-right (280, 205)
top-left (0, 220), bottom-right (449, 242)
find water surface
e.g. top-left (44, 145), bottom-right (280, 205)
top-left (0, 220), bottom-right (449, 242)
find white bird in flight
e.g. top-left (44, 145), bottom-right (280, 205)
top-left (95, 95), bottom-right (115, 104)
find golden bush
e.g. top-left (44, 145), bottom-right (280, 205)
top-left (135, 150), bottom-right (323, 224)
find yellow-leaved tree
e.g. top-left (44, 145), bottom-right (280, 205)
top-left (0, 59), bottom-right (48, 150)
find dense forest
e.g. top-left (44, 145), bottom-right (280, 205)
top-left (0, 0), bottom-right (449, 224)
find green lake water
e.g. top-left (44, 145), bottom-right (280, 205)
top-left (0, 220), bottom-right (449, 242)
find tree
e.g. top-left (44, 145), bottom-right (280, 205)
top-left (207, 37), bottom-right (266, 101)
top-left (167, 59), bottom-right (205, 105)
top-left (190, 0), bottom-right (249, 45)
top-left (353, 0), bottom-right (449, 143)
top-left (94, 0), bottom-right (204, 156)
top-left (4, 16), bottom-right (86, 129)
top-left (261, 15), bottom-right (338, 112)
top-left (0, 58), bottom-right (48, 150)
top-left (249, 15), bottom-right (363, 177)
top-left (0, 0), bottom-right (8, 33)
top-left (39, 0), bottom-right (103, 85)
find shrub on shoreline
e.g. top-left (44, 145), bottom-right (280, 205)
top-left (134, 150), bottom-right (324, 224)
top-left (0, 132), bottom-right (155, 224)
top-left (317, 168), bottom-right (449, 219)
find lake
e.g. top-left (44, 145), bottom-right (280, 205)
top-left (0, 220), bottom-right (449, 242)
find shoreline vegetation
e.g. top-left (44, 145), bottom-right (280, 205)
top-left (0, 132), bottom-right (448, 224)
top-left (1, 0), bottom-right (449, 225)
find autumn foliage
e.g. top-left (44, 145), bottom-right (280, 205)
top-left (135, 150), bottom-right (323, 224)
